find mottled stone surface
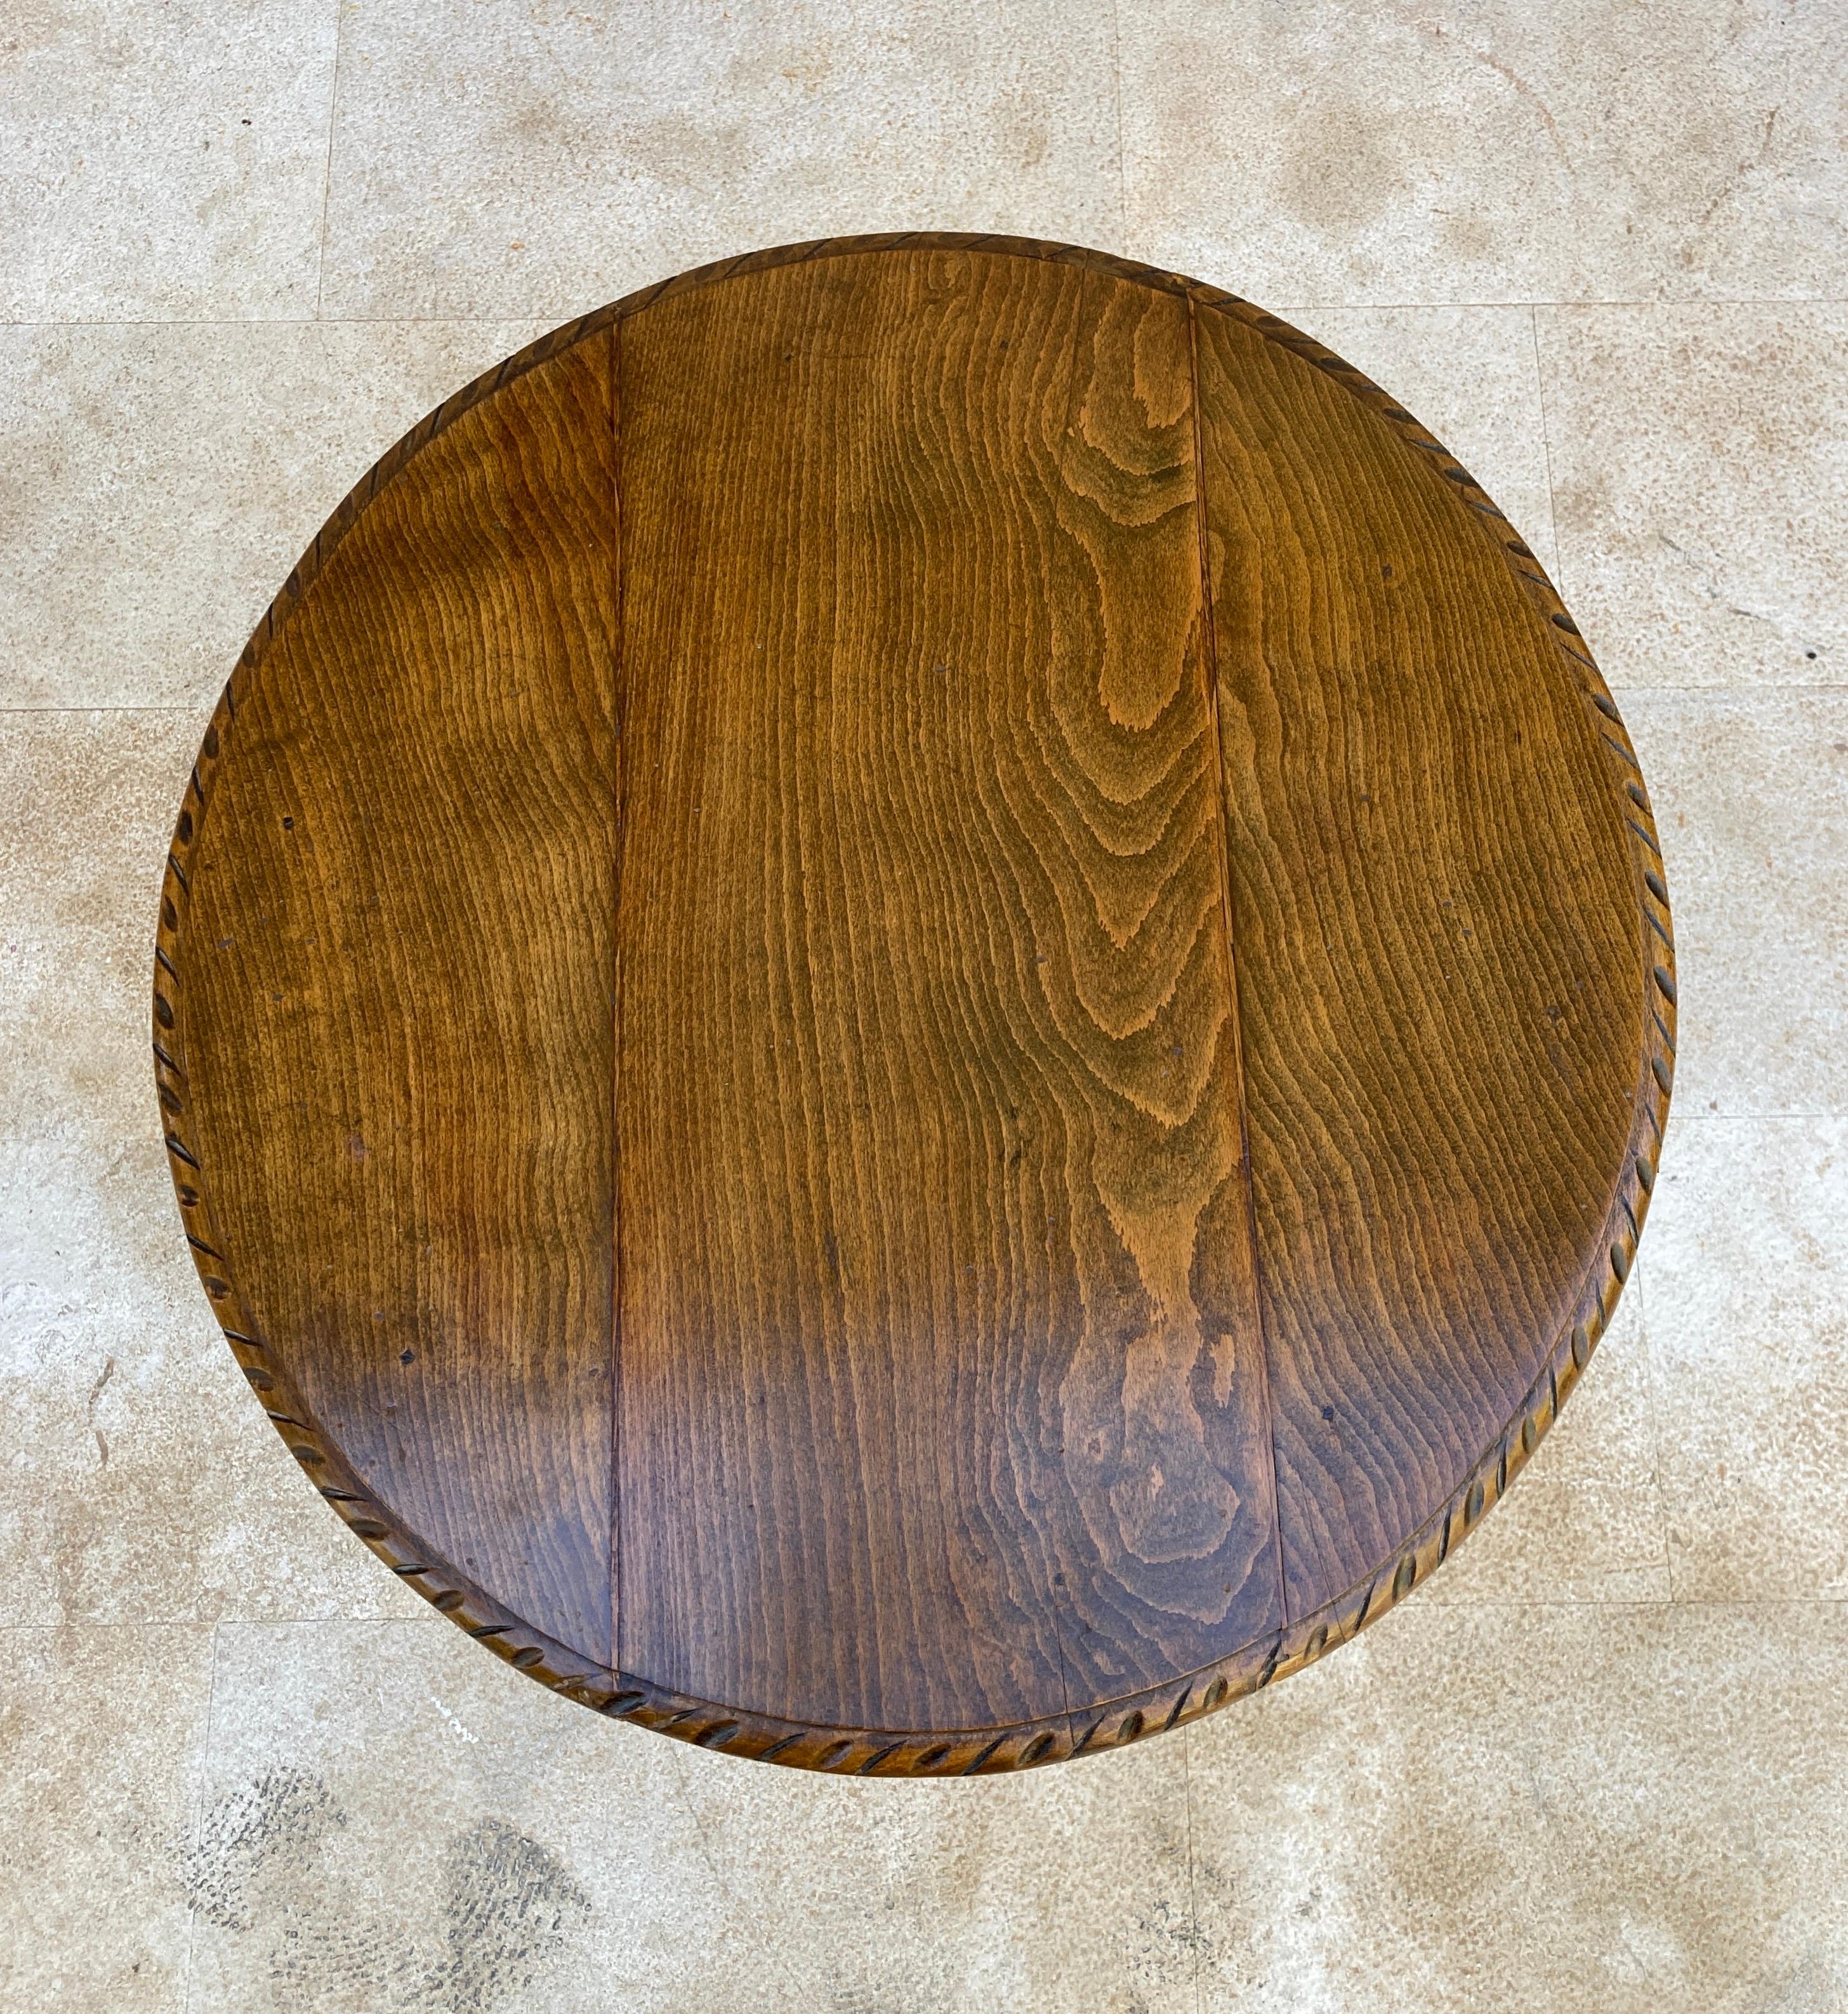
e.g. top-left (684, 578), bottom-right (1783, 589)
top-left (188, 1621), bottom-right (1199, 2013)
top-left (1643, 1115), bottom-right (1848, 1600)
top-left (1543, 307), bottom-right (1848, 689)
top-left (1186, 1601), bottom-right (1848, 2011)
top-left (1118, 0), bottom-right (1847, 306)
top-left (2, 1), bottom-right (1844, 2005)
top-left (317, 0), bottom-right (1125, 320)
top-left (0, 1627), bottom-right (214, 2011)
top-left (0, 0), bottom-right (337, 321)
top-left (1620, 692), bottom-right (1848, 1117)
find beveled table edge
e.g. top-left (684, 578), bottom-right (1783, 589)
top-left (150, 232), bottom-right (1676, 1775)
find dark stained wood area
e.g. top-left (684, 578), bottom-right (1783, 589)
top-left (154, 237), bottom-right (1673, 1774)
top-left (1195, 309), bottom-right (1648, 1620)
top-left (177, 338), bottom-right (619, 1662)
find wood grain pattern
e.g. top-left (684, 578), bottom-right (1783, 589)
top-left (1195, 307), bottom-right (1648, 1618)
top-left (154, 235), bottom-right (1674, 1772)
top-left (615, 250), bottom-right (1279, 1734)
top-left (176, 337), bottom-right (619, 1662)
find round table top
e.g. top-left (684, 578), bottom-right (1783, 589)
top-left (155, 235), bottom-right (1674, 1775)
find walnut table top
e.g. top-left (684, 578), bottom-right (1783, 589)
top-left (154, 237), bottom-right (1674, 1775)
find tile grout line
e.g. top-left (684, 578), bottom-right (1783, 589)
top-left (1109, 0), bottom-right (1130, 248)
top-left (1604, 687), bottom-right (1848, 698)
top-left (313, 0), bottom-right (345, 319)
top-left (1529, 304), bottom-right (1564, 593)
top-left (180, 1620), bottom-right (224, 2014)
top-left (1630, 1251), bottom-right (1680, 1605)
top-left (7, 300), bottom-right (1848, 334)
top-left (1182, 1725), bottom-right (1205, 2014)
top-left (0, 316), bottom-right (576, 329)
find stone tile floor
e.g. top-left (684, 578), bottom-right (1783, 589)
top-left (2, 3), bottom-right (1844, 2008)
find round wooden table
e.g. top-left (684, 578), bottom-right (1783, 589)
top-left (155, 237), bottom-right (1674, 1775)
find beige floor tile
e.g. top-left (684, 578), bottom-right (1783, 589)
top-left (192, 1620), bottom-right (1198, 2013)
top-left (318, 0), bottom-right (1124, 320)
top-left (1279, 303), bottom-right (1557, 573)
top-left (0, 321), bottom-right (553, 711)
top-left (1413, 1474), bottom-right (1670, 1605)
top-left (0, 1624), bottom-right (214, 2011)
top-left (1541, 305), bottom-right (1848, 688)
top-left (1619, 691), bottom-right (1848, 1116)
top-left (0, 712), bottom-right (424, 1625)
top-left (1414, 1296), bottom-right (1671, 1604)
top-left (0, 0), bottom-right (336, 321)
top-left (1188, 1601), bottom-right (1848, 2011)
top-left (668, 1718), bottom-right (1198, 2014)
top-left (1641, 1115), bottom-right (1848, 1600)
top-left (1118, 0), bottom-right (1845, 307)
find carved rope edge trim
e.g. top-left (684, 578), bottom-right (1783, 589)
top-left (152, 232), bottom-right (1673, 1776)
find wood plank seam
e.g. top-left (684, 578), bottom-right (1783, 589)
top-left (154, 235), bottom-right (1672, 1773)
top-left (608, 317), bottom-right (628, 1672)
top-left (1183, 286), bottom-right (1291, 1636)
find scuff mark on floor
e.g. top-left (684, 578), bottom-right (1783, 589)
top-left (422, 1818), bottom-right (590, 2012)
top-left (86, 1353), bottom-right (115, 1469)
top-left (182, 1765), bottom-right (345, 1933)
